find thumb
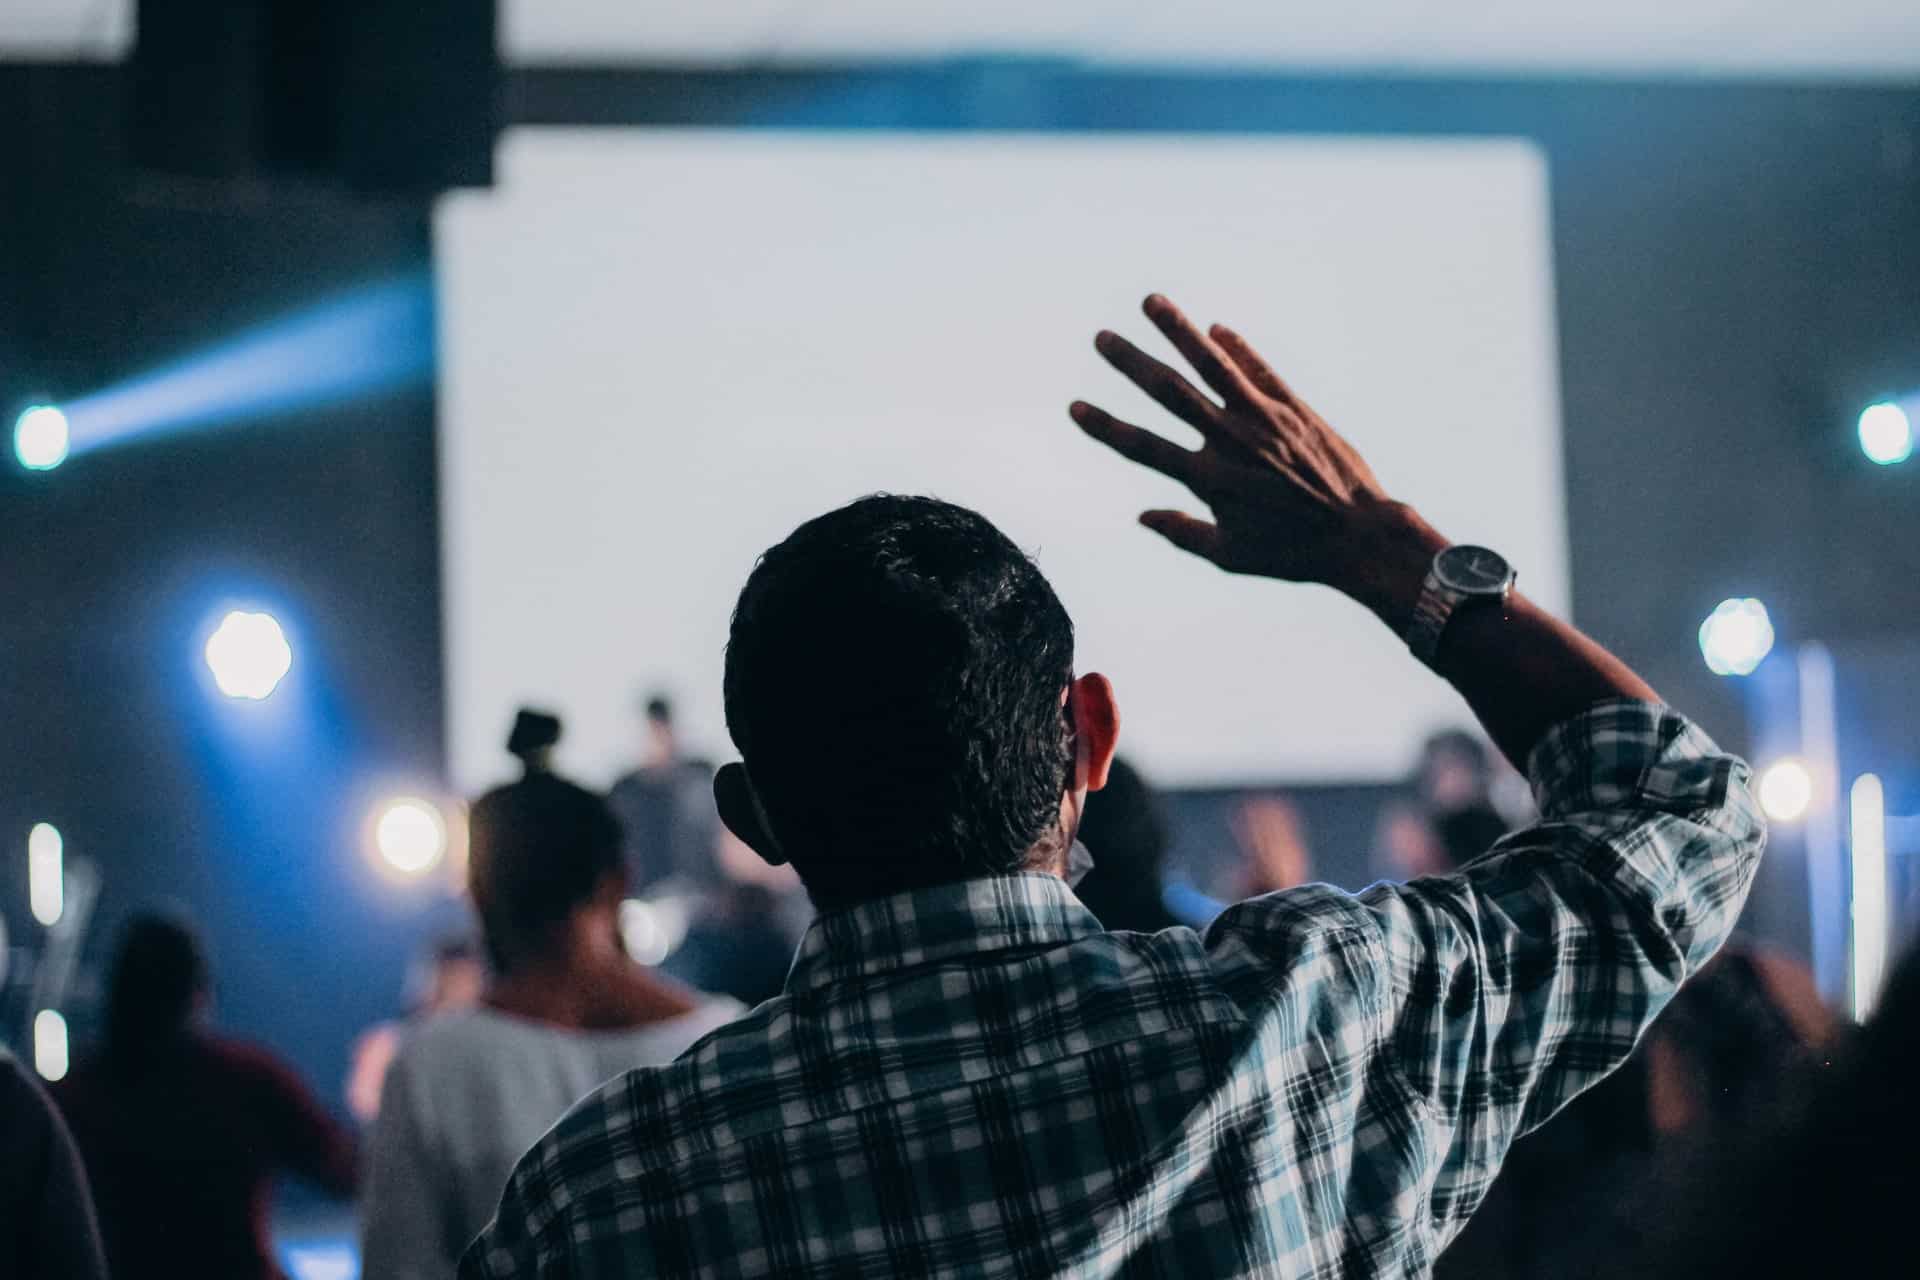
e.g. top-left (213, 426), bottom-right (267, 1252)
top-left (1140, 510), bottom-right (1226, 563)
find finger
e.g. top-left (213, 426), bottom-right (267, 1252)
top-left (1070, 401), bottom-right (1201, 487)
top-left (1210, 323), bottom-right (1303, 411)
top-left (1094, 330), bottom-right (1225, 440)
top-left (1139, 510), bottom-right (1226, 563)
top-left (1143, 295), bottom-right (1259, 407)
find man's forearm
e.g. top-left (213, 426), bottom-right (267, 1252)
top-left (1341, 502), bottom-right (1660, 773)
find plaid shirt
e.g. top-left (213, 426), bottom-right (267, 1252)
top-left (463, 700), bottom-right (1763, 1279)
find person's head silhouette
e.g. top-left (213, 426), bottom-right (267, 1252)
top-left (468, 710), bottom-right (626, 974)
top-left (105, 913), bottom-right (208, 1068)
top-left (714, 495), bottom-right (1118, 910)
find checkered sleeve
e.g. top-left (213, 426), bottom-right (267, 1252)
top-left (458, 1144), bottom-right (568, 1280)
top-left (1355, 698), bottom-right (1765, 1249)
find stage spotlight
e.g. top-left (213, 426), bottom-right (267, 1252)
top-left (205, 610), bottom-right (293, 700)
top-left (372, 797), bottom-right (447, 877)
top-left (50, 273), bottom-right (432, 464)
top-left (1857, 402), bottom-right (1912, 466)
top-left (13, 404), bottom-right (69, 471)
top-left (27, 822), bottom-right (63, 927)
top-left (34, 1009), bottom-right (69, 1081)
top-left (1757, 759), bottom-right (1813, 823)
top-left (1698, 598), bottom-right (1774, 676)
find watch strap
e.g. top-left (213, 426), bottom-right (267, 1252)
top-left (1403, 567), bottom-right (1458, 666)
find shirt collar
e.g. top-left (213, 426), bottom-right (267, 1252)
top-left (786, 873), bottom-right (1104, 995)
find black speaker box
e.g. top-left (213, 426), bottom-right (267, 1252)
top-left (130, 0), bottom-right (498, 193)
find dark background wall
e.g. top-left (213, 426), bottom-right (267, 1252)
top-left (0, 64), bottom-right (447, 1098)
top-left (3, 60), bottom-right (1917, 1106)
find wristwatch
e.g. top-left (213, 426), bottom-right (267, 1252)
top-left (1403, 544), bottom-right (1517, 665)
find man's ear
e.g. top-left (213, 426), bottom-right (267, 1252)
top-left (1066, 673), bottom-right (1120, 792)
top-left (714, 762), bottom-right (788, 867)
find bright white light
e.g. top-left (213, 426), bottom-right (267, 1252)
top-left (1857, 402), bottom-right (1913, 466)
top-left (1849, 773), bottom-right (1889, 1022)
top-left (1758, 759), bottom-right (1814, 823)
top-left (619, 898), bottom-right (692, 967)
top-left (33, 1010), bottom-right (69, 1081)
top-left (1698, 597), bottom-right (1775, 676)
top-left (204, 610), bottom-right (293, 700)
top-left (283, 1244), bottom-right (359, 1280)
top-left (14, 405), bottom-right (70, 471)
top-left (373, 797), bottom-right (448, 877)
top-left (27, 822), bottom-right (64, 927)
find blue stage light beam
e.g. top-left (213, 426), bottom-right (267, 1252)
top-left (55, 273), bottom-right (433, 460)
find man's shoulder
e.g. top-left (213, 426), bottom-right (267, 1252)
top-left (1204, 881), bottom-right (1375, 948)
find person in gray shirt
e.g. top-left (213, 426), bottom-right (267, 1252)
top-left (361, 712), bottom-right (741, 1280)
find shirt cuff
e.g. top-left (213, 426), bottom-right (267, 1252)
top-left (1526, 698), bottom-right (1736, 821)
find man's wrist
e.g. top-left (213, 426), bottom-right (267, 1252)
top-left (1333, 501), bottom-right (1449, 634)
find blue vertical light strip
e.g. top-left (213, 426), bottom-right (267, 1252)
top-left (56, 272), bottom-right (434, 459)
top-left (1797, 642), bottom-right (1847, 1006)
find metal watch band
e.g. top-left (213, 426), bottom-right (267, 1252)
top-left (1403, 568), bottom-right (1458, 666)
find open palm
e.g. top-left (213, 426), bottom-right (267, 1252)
top-left (1071, 294), bottom-right (1402, 588)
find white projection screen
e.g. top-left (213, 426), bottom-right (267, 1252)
top-left (437, 129), bottom-right (1567, 790)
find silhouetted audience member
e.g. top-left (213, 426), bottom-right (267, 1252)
top-left (463, 297), bottom-right (1761, 1277)
top-left (1376, 740), bottom-right (1513, 882)
top-left (55, 914), bottom-right (356, 1280)
top-left (1072, 756), bottom-right (1183, 932)
top-left (1417, 727), bottom-right (1495, 815)
top-left (1649, 939), bottom-right (1916, 1279)
top-left (346, 934), bottom-right (485, 1125)
top-left (1435, 943), bottom-right (1838, 1278)
top-left (1434, 804), bottom-right (1511, 871)
top-left (606, 693), bottom-right (722, 892)
top-left (1230, 793), bottom-right (1315, 898)
top-left (1, 1047), bottom-right (108, 1280)
top-left (666, 882), bottom-right (802, 1008)
top-left (1372, 798), bottom-right (1452, 879)
top-left (361, 709), bottom-right (741, 1280)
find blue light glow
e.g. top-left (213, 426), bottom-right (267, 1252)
top-left (1857, 401), bottom-right (1912, 466)
top-left (14, 404), bottom-right (70, 470)
top-left (55, 273), bottom-right (432, 460)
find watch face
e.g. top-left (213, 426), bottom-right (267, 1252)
top-left (1434, 544), bottom-right (1515, 595)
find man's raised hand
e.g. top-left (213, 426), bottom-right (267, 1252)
top-left (1070, 294), bottom-right (1442, 619)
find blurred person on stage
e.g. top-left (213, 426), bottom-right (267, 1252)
top-left (345, 934), bottom-right (485, 1126)
top-left (360, 709), bottom-right (742, 1280)
top-left (1, 1046), bottom-right (108, 1280)
top-left (606, 693), bottom-right (722, 894)
top-left (465, 296), bottom-right (1764, 1278)
top-left (54, 913), bottom-right (357, 1280)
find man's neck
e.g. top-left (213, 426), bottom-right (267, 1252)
top-left (804, 858), bottom-right (1068, 915)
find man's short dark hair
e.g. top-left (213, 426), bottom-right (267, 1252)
top-left (723, 495), bottom-right (1075, 906)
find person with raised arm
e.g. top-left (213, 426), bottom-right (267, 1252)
top-left (463, 296), bottom-right (1763, 1279)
